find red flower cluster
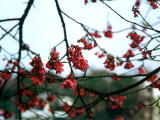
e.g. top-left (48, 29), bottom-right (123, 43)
top-left (123, 49), bottom-right (134, 58)
top-left (0, 71), bottom-right (12, 80)
top-left (90, 93), bottom-right (96, 98)
top-left (147, 0), bottom-right (158, 9)
top-left (103, 25), bottom-right (113, 38)
top-left (124, 62), bottom-right (134, 69)
top-left (132, 6), bottom-right (140, 17)
top-left (109, 95), bottom-right (126, 109)
top-left (5, 60), bottom-right (20, 72)
top-left (60, 73), bottom-right (77, 90)
top-left (0, 71), bottom-right (12, 88)
top-left (62, 104), bottom-right (85, 118)
top-left (77, 38), bottom-right (96, 50)
top-left (47, 94), bottom-right (55, 102)
top-left (67, 45), bottom-right (89, 71)
top-left (14, 90), bottom-right (39, 112)
top-left (104, 55), bottom-right (115, 71)
top-left (95, 52), bottom-right (105, 58)
top-left (30, 56), bottom-right (46, 85)
top-left (91, 31), bottom-right (102, 38)
top-left (142, 50), bottom-right (151, 59)
top-left (138, 67), bottom-right (146, 74)
top-left (127, 32), bottom-right (144, 48)
top-left (46, 49), bottom-right (64, 74)
top-left (135, 0), bottom-right (141, 7)
top-left (74, 88), bottom-right (87, 96)
top-left (38, 99), bottom-right (47, 109)
top-left (151, 81), bottom-right (160, 89)
top-left (132, 0), bottom-right (141, 17)
top-left (148, 74), bottom-right (159, 82)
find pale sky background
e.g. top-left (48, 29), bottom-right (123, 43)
top-left (0, 0), bottom-right (160, 76)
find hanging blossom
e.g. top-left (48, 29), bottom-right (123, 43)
top-left (67, 45), bottom-right (89, 71)
top-left (30, 56), bottom-right (46, 85)
top-left (62, 104), bottom-right (85, 118)
top-left (14, 90), bottom-right (39, 112)
top-left (0, 71), bottom-right (12, 80)
top-left (127, 32), bottom-right (144, 49)
top-left (104, 55), bottom-right (115, 71)
top-left (103, 25), bottom-right (113, 38)
top-left (138, 67), bottom-right (146, 74)
top-left (91, 30), bottom-right (102, 38)
top-left (124, 62), bottom-right (134, 69)
top-left (148, 74), bottom-right (159, 82)
top-left (123, 49), bottom-right (135, 58)
top-left (74, 88), bottom-right (87, 97)
top-left (108, 95), bottom-right (126, 109)
top-left (95, 52), bottom-right (105, 58)
top-left (46, 49), bottom-right (64, 74)
top-left (132, 0), bottom-right (141, 17)
top-left (0, 71), bottom-right (12, 88)
top-left (77, 37), bottom-right (97, 50)
top-left (147, 0), bottom-right (158, 9)
top-left (60, 73), bottom-right (77, 90)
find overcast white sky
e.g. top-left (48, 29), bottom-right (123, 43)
top-left (0, 0), bottom-right (160, 76)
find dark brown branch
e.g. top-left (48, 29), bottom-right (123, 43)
top-left (17, 0), bottom-right (34, 119)
top-left (0, 23), bottom-right (19, 41)
top-left (0, 18), bottom-right (20, 23)
top-left (54, 0), bottom-right (73, 73)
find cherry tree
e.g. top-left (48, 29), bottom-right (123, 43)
top-left (0, 0), bottom-right (160, 119)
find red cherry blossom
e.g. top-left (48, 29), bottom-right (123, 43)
top-left (124, 62), bottom-right (134, 69)
top-left (38, 99), bottom-right (47, 109)
top-left (30, 56), bottom-right (46, 85)
top-left (148, 74), bottom-right (159, 82)
top-left (104, 55), bottom-right (115, 71)
top-left (127, 32), bottom-right (144, 48)
top-left (68, 112), bottom-right (76, 117)
top-left (142, 50), bottom-right (151, 59)
top-left (103, 25), bottom-right (113, 38)
top-left (95, 52), bottom-right (105, 58)
top-left (123, 49), bottom-right (134, 58)
top-left (0, 71), bottom-right (12, 80)
top-left (67, 45), bottom-right (89, 71)
top-left (151, 81), bottom-right (160, 88)
top-left (62, 104), bottom-right (70, 112)
top-left (135, 0), bottom-right (141, 7)
top-left (138, 67), bottom-right (146, 74)
top-left (109, 95), bottom-right (126, 109)
top-left (75, 88), bottom-right (87, 96)
top-left (14, 90), bottom-right (39, 112)
top-left (60, 73), bottom-right (77, 90)
top-left (77, 38), bottom-right (96, 50)
top-left (90, 93), bottom-right (96, 98)
top-left (46, 49), bottom-right (64, 74)
top-left (147, 0), bottom-right (158, 9)
top-left (47, 95), bottom-right (55, 102)
top-left (91, 31), bottom-right (101, 38)
top-left (84, 0), bottom-right (88, 4)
